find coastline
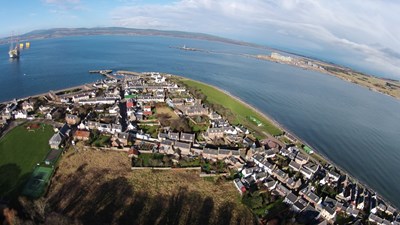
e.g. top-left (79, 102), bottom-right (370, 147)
top-left (176, 75), bottom-right (399, 209)
top-left (2, 71), bottom-right (398, 210)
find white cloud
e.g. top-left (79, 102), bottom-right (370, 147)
top-left (110, 0), bottom-right (400, 78)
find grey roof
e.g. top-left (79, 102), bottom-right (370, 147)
top-left (294, 198), bottom-right (308, 211)
top-left (285, 192), bottom-right (298, 203)
top-left (253, 154), bottom-right (264, 162)
top-left (161, 139), bottom-right (173, 146)
top-left (49, 133), bottom-right (63, 145)
top-left (168, 132), bottom-right (179, 140)
top-left (180, 132), bottom-right (195, 142)
top-left (289, 160), bottom-right (301, 170)
top-left (265, 149), bottom-right (276, 157)
top-left (276, 183), bottom-right (290, 196)
top-left (323, 205), bottom-right (335, 215)
top-left (174, 141), bottom-right (191, 149)
top-left (203, 147), bottom-right (218, 155)
top-left (304, 162), bottom-right (319, 173)
top-left (305, 191), bottom-right (320, 203)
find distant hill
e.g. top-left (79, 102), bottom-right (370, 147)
top-left (0, 27), bottom-right (267, 49)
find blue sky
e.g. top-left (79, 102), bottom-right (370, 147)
top-left (1, 0), bottom-right (399, 78)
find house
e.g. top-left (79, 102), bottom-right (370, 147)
top-left (303, 162), bottom-right (319, 174)
top-left (74, 130), bottom-right (90, 141)
top-left (204, 127), bottom-right (224, 139)
top-left (293, 198), bottom-right (308, 212)
top-left (241, 167), bottom-right (255, 178)
top-left (21, 101), bottom-right (34, 111)
top-left (286, 178), bottom-right (302, 190)
top-left (326, 170), bottom-right (340, 183)
top-left (300, 187), bottom-right (320, 205)
top-left (252, 172), bottom-right (268, 182)
top-left (223, 126), bottom-right (237, 135)
top-left (289, 160), bottom-right (301, 172)
top-left (300, 167), bottom-right (314, 180)
top-left (272, 168), bottom-right (289, 183)
top-left (180, 132), bottom-right (195, 143)
top-left (168, 132), bottom-right (179, 141)
top-left (265, 149), bottom-right (276, 159)
top-left (244, 176), bottom-right (256, 186)
top-left (158, 132), bottom-right (169, 141)
top-left (320, 205), bottom-right (336, 223)
top-left (284, 192), bottom-right (298, 205)
top-left (233, 178), bottom-right (246, 195)
top-left (275, 183), bottom-right (290, 196)
top-left (295, 153), bottom-right (309, 165)
top-left (264, 178), bottom-right (278, 191)
top-left (174, 141), bottom-right (191, 155)
top-left (14, 110), bottom-right (27, 119)
top-left (386, 205), bottom-right (397, 215)
top-left (159, 139), bottom-right (174, 154)
top-left (209, 111), bottom-right (221, 120)
top-left (345, 207), bottom-right (359, 217)
top-left (111, 124), bottom-right (122, 134)
top-left (49, 133), bottom-right (63, 149)
top-left (203, 147), bottom-right (219, 160)
top-left (261, 160), bottom-right (275, 174)
top-left (184, 105), bottom-right (208, 116)
top-left (112, 132), bottom-right (130, 147)
top-left (143, 105), bottom-right (152, 116)
top-left (65, 114), bottom-right (80, 125)
top-left (368, 213), bottom-right (383, 224)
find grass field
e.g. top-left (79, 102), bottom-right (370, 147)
top-left (0, 123), bottom-right (54, 199)
top-left (180, 79), bottom-right (282, 137)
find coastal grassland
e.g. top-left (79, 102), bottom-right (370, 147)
top-left (178, 78), bottom-right (282, 137)
top-left (0, 123), bottom-right (54, 198)
top-left (40, 149), bottom-right (256, 225)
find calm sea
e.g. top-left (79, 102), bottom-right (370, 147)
top-left (1, 35), bottom-right (400, 207)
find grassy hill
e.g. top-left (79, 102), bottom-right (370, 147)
top-left (18, 149), bottom-right (256, 225)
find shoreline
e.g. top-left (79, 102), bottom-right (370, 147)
top-left (176, 75), bottom-right (399, 209)
top-left (2, 71), bottom-right (398, 209)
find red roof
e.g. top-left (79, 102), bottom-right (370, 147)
top-left (75, 130), bottom-right (90, 138)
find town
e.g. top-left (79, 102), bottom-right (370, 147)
top-left (0, 70), bottom-right (399, 225)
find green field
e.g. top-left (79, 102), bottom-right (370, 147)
top-left (0, 123), bottom-right (54, 199)
top-left (180, 79), bottom-right (282, 137)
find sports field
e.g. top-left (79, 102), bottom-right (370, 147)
top-left (0, 123), bottom-right (54, 198)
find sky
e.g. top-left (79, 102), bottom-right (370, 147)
top-left (0, 0), bottom-right (399, 78)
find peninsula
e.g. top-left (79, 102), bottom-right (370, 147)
top-left (0, 71), bottom-right (398, 224)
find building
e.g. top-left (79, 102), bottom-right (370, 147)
top-left (65, 114), bottom-right (80, 125)
top-left (174, 141), bottom-right (191, 155)
top-left (74, 130), bottom-right (90, 141)
top-left (49, 133), bottom-right (63, 149)
top-left (233, 178), bottom-right (246, 194)
top-left (180, 132), bottom-right (195, 143)
top-left (204, 127), bottom-right (224, 139)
